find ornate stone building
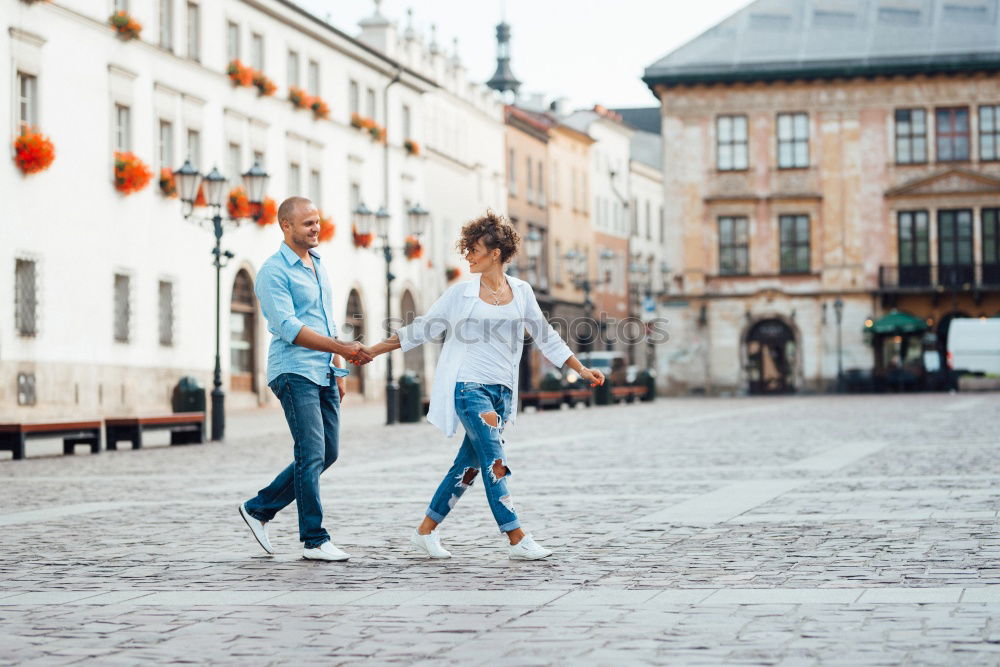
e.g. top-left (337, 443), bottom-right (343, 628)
top-left (644, 0), bottom-right (1000, 395)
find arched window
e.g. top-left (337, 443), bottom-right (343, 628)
top-left (230, 270), bottom-right (257, 392)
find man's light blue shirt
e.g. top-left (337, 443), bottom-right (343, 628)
top-left (255, 242), bottom-right (350, 386)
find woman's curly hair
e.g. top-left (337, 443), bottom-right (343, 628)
top-left (456, 210), bottom-right (520, 264)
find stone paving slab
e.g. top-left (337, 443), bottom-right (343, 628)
top-left (1, 393), bottom-right (999, 665)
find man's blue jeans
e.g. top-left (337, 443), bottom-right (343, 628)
top-left (244, 372), bottom-right (339, 549)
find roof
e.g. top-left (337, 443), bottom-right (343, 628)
top-left (643, 0), bottom-right (1000, 90)
top-left (630, 131), bottom-right (662, 171)
top-left (611, 107), bottom-right (661, 134)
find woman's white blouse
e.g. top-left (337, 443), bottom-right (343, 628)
top-left (395, 274), bottom-right (573, 437)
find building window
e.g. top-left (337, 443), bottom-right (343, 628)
top-left (288, 162), bottom-right (301, 194)
top-left (15, 258), bottom-right (38, 337)
top-left (526, 158), bottom-right (534, 204)
top-left (159, 0), bottom-right (174, 51)
top-left (226, 21), bottom-right (240, 62)
top-left (227, 142), bottom-right (241, 189)
top-left (287, 50), bottom-right (300, 88)
top-left (253, 149), bottom-right (265, 168)
top-left (718, 216), bottom-right (749, 276)
top-left (114, 0), bottom-right (128, 11)
top-left (897, 210), bottom-right (930, 286)
top-left (659, 206), bottom-right (665, 242)
top-left (349, 80), bottom-right (359, 115)
top-left (308, 60), bottom-right (319, 94)
top-left (366, 88), bottom-right (376, 120)
top-left (350, 182), bottom-right (360, 214)
top-left (250, 32), bottom-right (264, 69)
top-left (186, 2), bottom-right (200, 62)
top-left (158, 280), bottom-right (174, 346)
top-left (894, 109), bottom-right (927, 164)
top-left (508, 148), bottom-right (516, 196)
top-left (646, 200), bottom-right (652, 240)
top-left (979, 106), bottom-right (1000, 161)
top-left (309, 169), bottom-right (321, 207)
top-left (777, 112), bottom-right (809, 168)
top-left (779, 214), bottom-right (810, 273)
top-left (16, 72), bottom-right (37, 133)
top-left (717, 115), bottom-right (748, 170)
top-left (984, 208), bottom-right (1000, 266)
top-left (186, 128), bottom-right (201, 169)
top-left (402, 104), bottom-right (411, 138)
top-left (114, 273), bottom-right (131, 343)
top-left (938, 209), bottom-right (974, 266)
top-left (552, 161), bottom-right (560, 206)
top-left (936, 107), bottom-right (970, 162)
top-left (114, 104), bottom-right (131, 152)
top-left (537, 162), bottom-right (545, 208)
top-left (158, 120), bottom-right (174, 169)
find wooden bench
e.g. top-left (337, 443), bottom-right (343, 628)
top-left (105, 412), bottom-right (205, 450)
top-left (610, 385), bottom-right (649, 404)
top-left (0, 420), bottom-right (102, 460)
top-left (519, 390), bottom-right (564, 410)
top-left (563, 388), bottom-right (594, 408)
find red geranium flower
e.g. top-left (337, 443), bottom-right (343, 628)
top-left (227, 187), bottom-right (251, 219)
top-left (113, 151), bottom-right (153, 194)
top-left (13, 130), bottom-right (55, 175)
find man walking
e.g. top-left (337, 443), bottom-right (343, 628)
top-left (239, 196), bottom-right (371, 561)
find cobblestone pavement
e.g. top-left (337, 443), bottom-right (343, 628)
top-left (2, 393), bottom-right (999, 665)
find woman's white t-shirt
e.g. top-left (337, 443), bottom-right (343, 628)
top-left (455, 298), bottom-right (522, 389)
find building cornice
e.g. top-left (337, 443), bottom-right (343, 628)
top-left (8, 27), bottom-right (46, 48)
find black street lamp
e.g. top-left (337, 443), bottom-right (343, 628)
top-left (353, 200), bottom-right (429, 425)
top-left (833, 296), bottom-right (845, 392)
top-left (174, 159), bottom-right (269, 441)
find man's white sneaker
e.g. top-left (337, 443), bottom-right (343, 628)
top-left (410, 530), bottom-right (452, 559)
top-left (239, 503), bottom-right (274, 555)
top-left (303, 541), bottom-right (351, 561)
top-left (508, 534), bottom-right (553, 560)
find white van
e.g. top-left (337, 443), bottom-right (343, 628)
top-left (947, 318), bottom-right (1000, 375)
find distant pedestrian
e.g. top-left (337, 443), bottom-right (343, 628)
top-left (238, 196), bottom-right (372, 562)
top-left (365, 211), bottom-right (604, 560)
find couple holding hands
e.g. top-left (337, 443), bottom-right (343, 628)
top-left (239, 196), bottom-right (605, 562)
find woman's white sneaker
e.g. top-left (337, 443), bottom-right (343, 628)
top-left (410, 530), bottom-right (452, 559)
top-left (508, 534), bottom-right (552, 560)
top-left (303, 541), bottom-right (351, 561)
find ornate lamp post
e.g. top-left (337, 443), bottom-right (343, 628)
top-left (353, 200), bottom-right (429, 425)
top-left (174, 159), bottom-right (269, 441)
top-left (833, 296), bottom-right (844, 392)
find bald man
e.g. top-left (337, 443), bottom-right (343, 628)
top-left (239, 196), bottom-right (371, 561)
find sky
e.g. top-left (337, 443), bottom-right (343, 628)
top-left (294, 0), bottom-right (751, 110)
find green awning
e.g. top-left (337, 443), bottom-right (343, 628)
top-left (866, 310), bottom-right (929, 335)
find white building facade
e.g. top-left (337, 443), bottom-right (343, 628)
top-left (1, 0), bottom-right (505, 419)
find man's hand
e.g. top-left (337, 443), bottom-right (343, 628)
top-left (336, 376), bottom-right (346, 401)
top-left (340, 341), bottom-right (373, 365)
top-left (579, 367), bottom-right (605, 387)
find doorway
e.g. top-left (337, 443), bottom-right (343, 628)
top-left (745, 319), bottom-right (796, 394)
top-left (230, 269), bottom-right (257, 393)
top-left (343, 289), bottom-right (366, 396)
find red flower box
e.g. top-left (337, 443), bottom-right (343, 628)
top-left (404, 235), bottom-right (423, 260)
top-left (109, 10), bottom-right (141, 40)
top-left (255, 197), bottom-right (277, 226)
top-left (319, 213), bottom-right (336, 242)
top-left (311, 96), bottom-right (330, 120)
top-left (227, 60), bottom-right (254, 87)
top-left (227, 187), bottom-right (251, 219)
top-left (352, 225), bottom-right (374, 249)
top-left (445, 267), bottom-right (461, 282)
top-left (404, 139), bottom-right (420, 156)
top-left (13, 130), bottom-right (55, 175)
top-left (113, 151), bottom-right (152, 194)
top-left (159, 167), bottom-right (177, 198)
top-left (288, 86), bottom-right (311, 110)
top-left (252, 72), bottom-right (276, 97)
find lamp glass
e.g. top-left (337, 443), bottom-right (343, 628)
top-left (241, 161), bottom-right (269, 204)
top-left (375, 207), bottom-right (390, 238)
top-left (174, 159), bottom-right (202, 204)
top-left (407, 203), bottom-right (429, 237)
top-left (203, 167), bottom-right (227, 207)
top-left (353, 202), bottom-right (373, 236)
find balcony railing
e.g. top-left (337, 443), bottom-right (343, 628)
top-left (878, 263), bottom-right (1000, 291)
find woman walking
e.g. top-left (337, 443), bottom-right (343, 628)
top-left (365, 212), bottom-right (604, 560)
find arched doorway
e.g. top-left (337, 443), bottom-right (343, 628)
top-left (343, 289), bottom-right (365, 396)
top-left (400, 290), bottom-right (425, 378)
top-left (230, 269), bottom-right (257, 393)
top-left (745, 319), bottom-right (796, 394)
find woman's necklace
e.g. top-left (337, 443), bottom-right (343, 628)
top-left (482, 277), bottom-right (507, 305)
